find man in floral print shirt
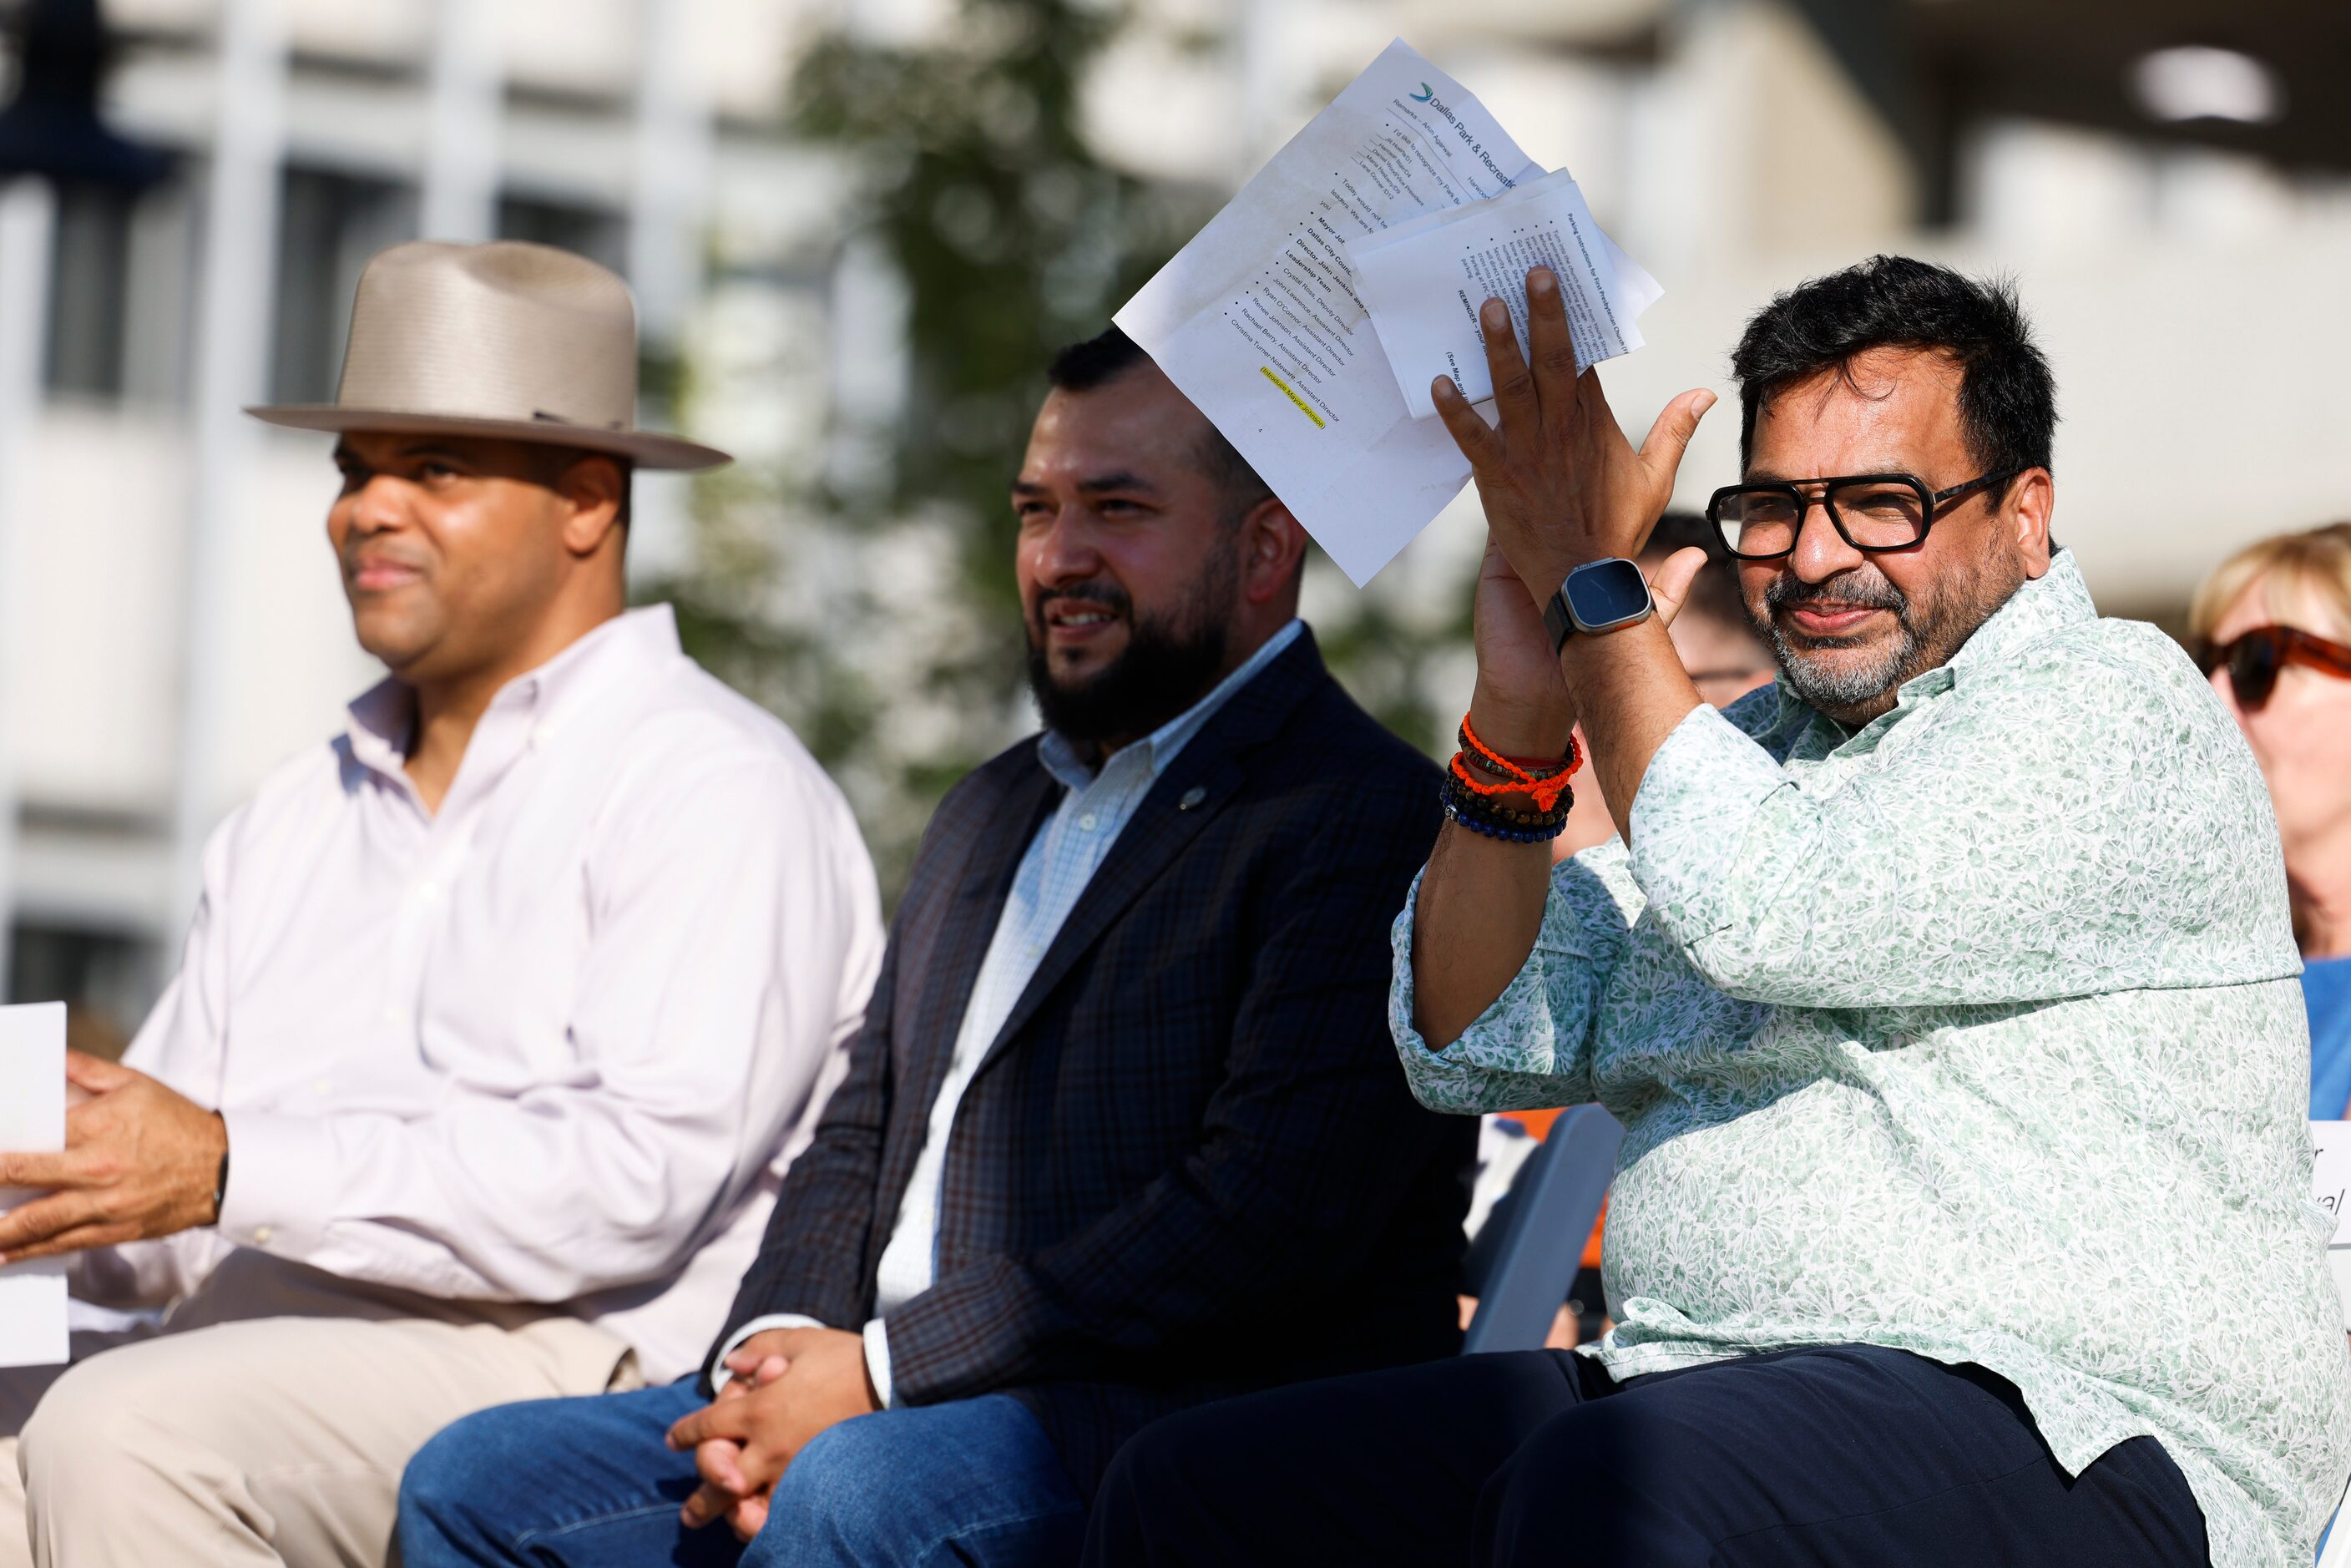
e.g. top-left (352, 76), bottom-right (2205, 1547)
top-left (1082, 257), bottom-right (2351, 1568)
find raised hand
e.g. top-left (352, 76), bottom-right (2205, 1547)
top-left (1408, 278), bottom-right (1719, 1051)
top-left (1644, 548), bottom-right (1710, 636)
top-left (1464, 531), bottom-right (1711, 763)
top-left (1468, 534), bottom-right (1576, 760)
top-left (1431, 266), bottom-right (1713, 626)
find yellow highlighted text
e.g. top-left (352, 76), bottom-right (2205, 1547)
top-left (1260, 366), bottom-right (1326, 428)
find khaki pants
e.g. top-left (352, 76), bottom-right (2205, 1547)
top-left (0, 1252), bottom-right (635, 1568)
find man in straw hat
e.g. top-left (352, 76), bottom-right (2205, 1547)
top-left (0, 240), bottom-right (884, 1568)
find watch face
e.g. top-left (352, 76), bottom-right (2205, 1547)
top-left (1566, 558), bottom-right (1653, 630)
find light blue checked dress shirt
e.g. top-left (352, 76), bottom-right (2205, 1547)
top-left (723, 620), bottom-right (1303, 1404)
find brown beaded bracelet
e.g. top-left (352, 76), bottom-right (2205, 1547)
top-left (1440, 771), bottom-right (1572, 842)
top-left (1458, 715), bottom-right (1583, 782)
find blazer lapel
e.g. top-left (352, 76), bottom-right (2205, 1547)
top-left (901, 756), bottom-right (1059, 1119)
top-left (973, 630), bottom-right (1331, 1070)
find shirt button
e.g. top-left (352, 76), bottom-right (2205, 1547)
top-left (1078, 813), bottom-right (1098, 832)
top-left (253, 1225), bottom-right (274, 1245)
top-left (383, 1005), bottom-right (407, 1025)
top-left (415, 880), bottom-right (439, 901)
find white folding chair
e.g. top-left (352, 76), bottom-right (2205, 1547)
top-left (1462, 1105), bottom-right (1622, 1354)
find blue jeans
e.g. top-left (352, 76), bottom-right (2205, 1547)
top-left (399, 1380), bottom-right (1087, 1568)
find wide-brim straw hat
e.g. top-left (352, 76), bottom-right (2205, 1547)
top-left (247, 240), bottom-right (730, 472)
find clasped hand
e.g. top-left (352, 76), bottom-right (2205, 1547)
top-left (0, 1050), bottom-right (227, 1262)
top-left (665, 1326), bottom-right (879, 1542)
top-left (1430, 266), bottom-right (1716, 755)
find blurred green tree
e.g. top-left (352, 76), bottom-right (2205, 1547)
top-left (647, 0), bottom-right (1472, 902)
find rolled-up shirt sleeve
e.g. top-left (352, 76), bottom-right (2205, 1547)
top-left (204, 754), bottom-right (877, 1305)
top-left (1388, 849), bottom-right (1643, 1115)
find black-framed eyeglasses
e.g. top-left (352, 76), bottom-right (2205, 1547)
top-left (2196, 625), bottom-right (2351, 711)
top-left (1706, 468), bottom-right (2023, 562)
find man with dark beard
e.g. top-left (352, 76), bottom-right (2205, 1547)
top-left (397, 328), bottom-right (1475, 1568)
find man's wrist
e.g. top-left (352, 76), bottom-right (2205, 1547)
top-left (1467, 684), bottom-right (1574, 762)
top-left (209, 1114), bottom-right (229, 1227)
top-left (711, 1313), bottom-right (827, 1389)
top-left (1546, 557), bottom-right (1657, 655)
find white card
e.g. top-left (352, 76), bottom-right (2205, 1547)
top-left (0, 1001), bottom-right (68, 1368)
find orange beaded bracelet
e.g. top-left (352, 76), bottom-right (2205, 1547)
top-left (1448, 753), bottom-right (1574, 814)
top-left (1459, 714), bottom-right (1582, 780)
top-left (1453, 715), bottom-right (1582, 812)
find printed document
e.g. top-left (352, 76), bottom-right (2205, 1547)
top-left (0, 1001), bottom-right (67, 1368)
top-left (1118, 39), bottom-right (1550, 584)
top-left (1352, 169), bottom-right (1661, 421)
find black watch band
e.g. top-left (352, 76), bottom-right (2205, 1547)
top-left (1543, 587), bottom-right (1577, 655)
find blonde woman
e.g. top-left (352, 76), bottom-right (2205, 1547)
top-left (2192, 522), bottom-right (2351, 1117)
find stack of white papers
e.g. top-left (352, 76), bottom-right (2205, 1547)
top-left (0, 1002), bottom-right (67, 1368)
top-left (1117, 39), bottom-right (1657, 585)
top-left (1353, 169), bottom-right (1661, 421)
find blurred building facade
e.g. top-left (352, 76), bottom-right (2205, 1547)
top-left (2, 0), bottom-right (2347, 1043)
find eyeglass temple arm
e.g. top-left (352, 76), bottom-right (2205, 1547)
top-left (2204, 628), bottom-right (2351, 680)
top-left (2287, 628), bottom-right (2351, 679)
top-left (1929, 467), bottom-right (2025, 506)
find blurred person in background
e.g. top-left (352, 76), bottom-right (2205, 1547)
top-left (2192, 522), bottom-right (2351, 1118)
top-left (397, 327), bottom-right (1475, 1568)
top-left (1088, 257), bottom-right (2350, 1568)
top-left (0, 240), bottom-right (884, 1568)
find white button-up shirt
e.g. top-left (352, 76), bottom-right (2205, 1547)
top-left (80, 607), bottom-right (884, 1383)
top-left (721, 620), bottom-right (1303, 1402)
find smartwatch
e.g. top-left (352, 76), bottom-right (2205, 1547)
top-left (1544, 557), bottom-right (1655, 654)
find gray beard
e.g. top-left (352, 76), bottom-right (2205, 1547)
top-left (1762, 604), bottom-right (1920, 715)
top-left (1748, 551), bottom-right (2022, 721)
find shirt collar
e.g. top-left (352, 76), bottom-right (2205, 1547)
top-left (1767, 549), bottom-right (2096, 735)
top-left (1939, 547), bottom-right (2096, 676)
top-left (342, 604), bottom-right (685, 780)
top-left (1037, 619), bottom-right (1305, 792)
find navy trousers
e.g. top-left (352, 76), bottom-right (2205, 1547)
top-left (1084, 1344), bottom-right (2211, 1568)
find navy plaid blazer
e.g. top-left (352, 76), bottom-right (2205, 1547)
top-left (710, 627), bottom-right (1474, 1495)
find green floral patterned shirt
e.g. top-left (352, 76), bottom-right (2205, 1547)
top-left (1392, 553), bottom-right (2351, 1567)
